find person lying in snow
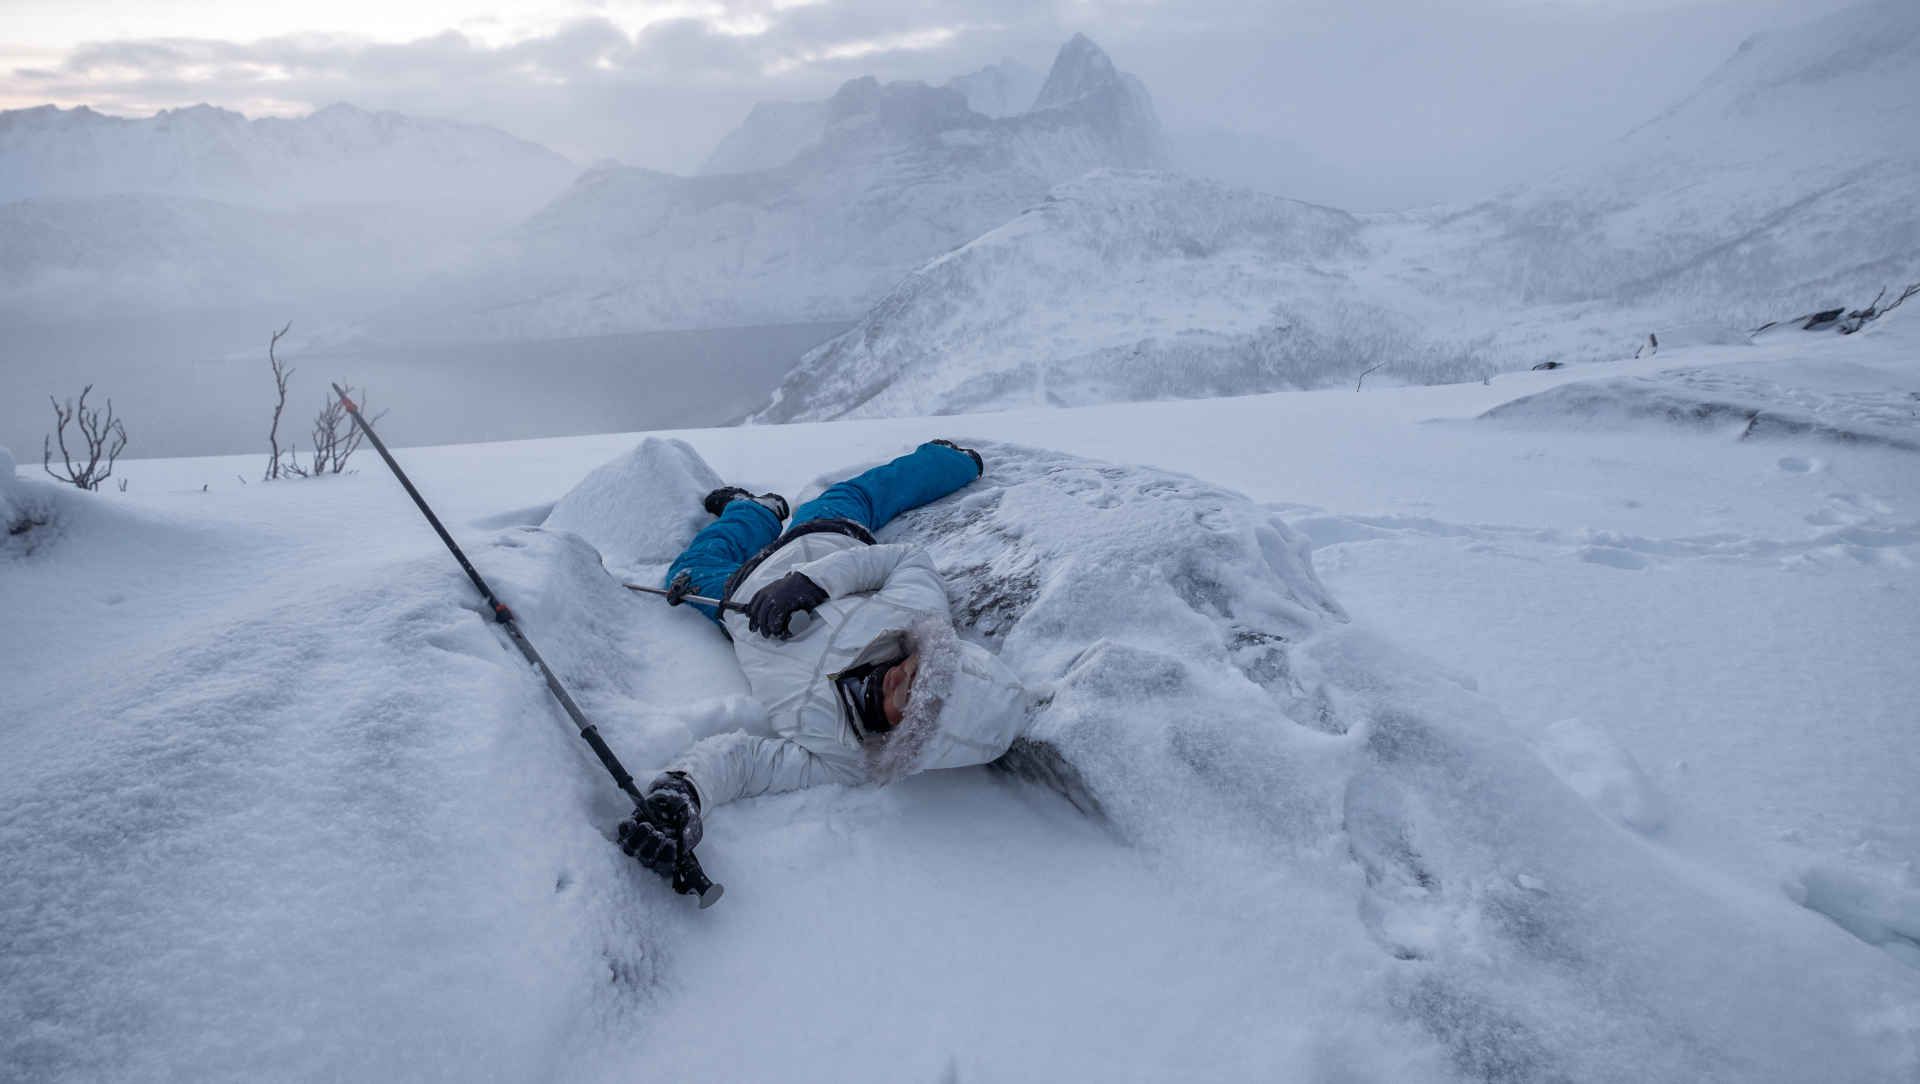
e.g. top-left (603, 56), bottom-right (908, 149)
top-left (618, 439), bottom-right (1032, 876)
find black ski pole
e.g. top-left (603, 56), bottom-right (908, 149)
top-left (626, 575), bottom-right (816, 636)
top-left (331, 383), bottom-right (722, 909)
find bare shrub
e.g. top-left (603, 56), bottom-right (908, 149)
top-left (286, 385), bottom-right (382, 477)
top-left (42, 385), bottom-right (128, 491)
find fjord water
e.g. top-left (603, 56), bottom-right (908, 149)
top-left (3, 316), bottom-right (845, 460)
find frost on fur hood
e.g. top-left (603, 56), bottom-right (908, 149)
top-left (865, 615), bottom-right (1033, 783)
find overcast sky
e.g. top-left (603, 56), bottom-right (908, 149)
top-left (0, 0), bottom-right (1858, 208)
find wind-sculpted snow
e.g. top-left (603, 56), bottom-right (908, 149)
top-left (874, 441), bottom-right (1916, 1080)
top-left (6, 435), bottom-right (1915, 1081)
top-left (0, 492), bottom-right (738, 1080)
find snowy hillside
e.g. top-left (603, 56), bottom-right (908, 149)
top-left (4, 311), bottom-right (1916, 1081)
top-left (755, 171), bottom-right (1389, 421)
top-left (425, 35), bottom-right (1167, 338)
top-left (1438, 0), bottom-right (1920, 314)
top-left (760, 0), bottom-right (1920, 421)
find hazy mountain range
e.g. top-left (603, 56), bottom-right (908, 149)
top-left (754, 0), bottom-right (1920, 421)
top-left (413, 34), bottom-right (1164, 340)
top-left (0, 102), bottom-right (576, 323)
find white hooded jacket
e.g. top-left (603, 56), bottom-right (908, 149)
top-left (667, 531), bottom-right (1031, 809)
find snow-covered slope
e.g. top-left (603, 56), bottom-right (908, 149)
top-left (3, 319), bottom-right (1916, 1080)
top-left (0, 102), bottom-right (574, 213)
top-left (1437, 0), bottom-right (1920, 314)
top-left (430, 35), bottom-right (1167, 338)
top-left (759, 0), bottom-right (1920, 421)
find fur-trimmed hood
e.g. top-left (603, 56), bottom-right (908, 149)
top-left (865, 615), bottom-right (1032, 783)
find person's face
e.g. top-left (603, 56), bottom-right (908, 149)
top-left (881, 652), bottom-right (920, 728)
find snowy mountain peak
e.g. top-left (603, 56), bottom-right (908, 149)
top-left (1032, 33), bottom-right (1121, 111)
top-left (1026, 35), bottom-right (1166, 168)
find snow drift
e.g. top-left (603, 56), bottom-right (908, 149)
top-left (541, 438), bottom-right (724, 574)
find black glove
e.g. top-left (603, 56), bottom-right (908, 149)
top-left (664, 570), bottom-right (695, 607)
top-left (618, 772), bottom-right (703, 876)
top-left (929, 439), bottom-right (984, 476)
top-left (746, 571), bottom-right (827, 639)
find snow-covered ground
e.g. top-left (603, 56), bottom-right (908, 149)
top-left (4, 313), bottom-right (1917, 1081)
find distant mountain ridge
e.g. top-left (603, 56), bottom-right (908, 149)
top-left (698, 58), bottom-right (1045, 176)
top-left (753, 0), bottom-right (1920, 422)
top-left (0, 102), bottom-right (575, 213)
top-left (0, 102), bottom-right (580, 323)
top-left (426, 35), bottom-right (1166, 339)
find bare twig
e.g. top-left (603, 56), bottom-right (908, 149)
top-left (1355, 361), bottom-right (1388, 392)
top-left (41, 385), bottom-right (128, 491)
top-left (1839, 281), bottom-right (1920, 334)
top-left (299, 384), bottom-right (382, 477)
top-left (265, 321), bottom-right (293, 480)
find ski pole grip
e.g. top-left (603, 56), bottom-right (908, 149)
top-left (675, 853), bottom-right (724, 909)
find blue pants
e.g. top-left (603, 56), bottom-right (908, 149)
top-left (665, 441), bottom-right (979, 622)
